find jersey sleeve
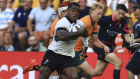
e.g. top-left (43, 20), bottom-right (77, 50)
top-left (55, 20), bottom-right (68, 31)
top-left (29, 8), bottom-right (36, 19)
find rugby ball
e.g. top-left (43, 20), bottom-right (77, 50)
top-left (69, 23), bottom-right (81, 32)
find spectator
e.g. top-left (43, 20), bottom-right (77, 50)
top-left (12, 0), bottom-right (60, 11)
top-left (0, 32), bottom-right (20, 51)
top-left (27, 0), bottom-right (57, 47)
top-left (0, 0), bottom-right (14, 46)
top-left (97, 0), bottom-right (113, 16)
top-left (26, 35), bottom-right (47, 52)
top-left (86, 0), bottom-right (96, 7)
top-left (77, 0), bottom-right (91, 19)
top-left (12, 0), bottom-right (38, 11)
top-left (133, 4), bottom-right (140, 43)
top-left (7, 0), bottom-right (15, 9)
top-left (107, 0), bottom-right (129, 11)
top-left (8, 0), bottom-right (32, 50)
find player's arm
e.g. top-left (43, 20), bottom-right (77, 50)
top-left (92, 33), bottom-right (109, 53)
top-left (134, 38), bottom-right (140, 43)
top-left (80, 28), bottom-right (88, 59)
top-left (27, 18), bottom-right (34, 35)
top-left (55, 27), bottom-right (84, 41)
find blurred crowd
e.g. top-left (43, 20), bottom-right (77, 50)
top-left (0, 0), bottom-right (139, 52)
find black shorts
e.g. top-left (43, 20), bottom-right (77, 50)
top-left (126, 50), bottom-right (140, 75)
top-left (94, 46), bottom-right (113, 62)
top-left (41, 49), bottom-right (74, 74)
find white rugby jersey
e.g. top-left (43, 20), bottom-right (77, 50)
top-left (48, 17), bottom-right (87, 57)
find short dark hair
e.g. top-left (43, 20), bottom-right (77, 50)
top-left (133, 4), bottom-right (140, 11)
top-left (116, 4), bottom-right (128, 12)
top-left (68, 2), bottom-right (80, 9)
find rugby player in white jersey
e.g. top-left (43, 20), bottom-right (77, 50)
top-left (38, 2), bottom-right (88, 79)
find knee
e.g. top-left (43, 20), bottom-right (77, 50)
top-left (43, 32), bottom-right (50, 40)
top-left (38, 67), bottom-right (50, 79)
top-left (18, 33), bottom-right (26, 40)
top-left (115, 60), bottom-right (122, 69)
top-left (94, 71), bottom-right (103, 76)
top-left (69, 74), bottom-right (78, 79)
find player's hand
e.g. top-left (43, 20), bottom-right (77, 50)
top-left (82, 28), bottom-right (88, 37)
top-left (80, 52), bottom-right (88, 60)
top-left (75, 26), bottom-right (84, 36)
top-left (104, 45), bottom-right (110, 55)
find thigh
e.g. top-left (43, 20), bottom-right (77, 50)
top-left (94, 46), bottom-right (113, 62)
top-left (38, 66), bottom-right (54, 79)
top-left (127, 70), bottom-right (135, 79)
top-left (105, 52), bottom-right (122, 66)
top-left (78, 61), bottom-right (94, 76)
top-left (94, 60), bottom-right (108, 75)
top-left (61, 67), bottom-right (78, 79)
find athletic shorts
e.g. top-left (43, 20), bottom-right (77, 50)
top-left (34, 31), bottom-right (49, 42)
top-left (94, 46), bottom-right (113, 62)
top-left (41, 49), bottom-right (74, 74)
top-left (14, 31), bottom-right (29, 40)
top-left (126, 49), bottom-right (140, 75)
top-left (72, 50), bottom-right (85, 67)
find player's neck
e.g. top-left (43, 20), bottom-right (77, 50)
top-left (66, 16), bottom-right (76, 23)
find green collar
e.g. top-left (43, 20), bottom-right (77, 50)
top-left (90, 15), bottom-right (94, 26)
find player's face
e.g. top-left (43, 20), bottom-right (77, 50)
top-left (67, 5), bottom-right (80, 22)
top-left (114, 9), bottom-right (126, 20)
top-left (91, 8), bottom-right (103, 21)
top-left (24, 0), bottom-right (32, 10)
top-left (28, 36), bottom-right (38, 47)
top-left (134, 9), bottom-right (140, 21)
top-left (61, 10), bottom-right (68, 18)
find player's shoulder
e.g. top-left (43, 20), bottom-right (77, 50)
top-left (57, 17), bottom-right (68, 24)
top-left (100, 15), bottom-right (112, 20)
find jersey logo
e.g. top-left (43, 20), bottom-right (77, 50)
top-left (44, 59), bottom-right (49, 64)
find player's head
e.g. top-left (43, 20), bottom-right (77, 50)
top-left (90, 2), bottom-right (104, 21)
top-left (28, 35), bottom-right (38, 48)
top-left (67, 2), bottom-right (80, 22)
top-left (133, 4), bottom-right (140, 21)
top-left (114, 4), bottom-right (128, 21)
top-left (58, 3), bottom-right (69, 18)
